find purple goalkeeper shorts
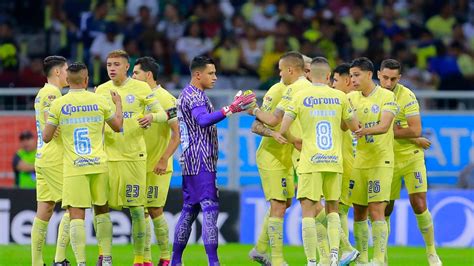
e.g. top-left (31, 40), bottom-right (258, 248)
top-left (182, 171), bottom-right (219, 205)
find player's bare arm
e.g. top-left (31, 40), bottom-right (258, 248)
top-left (106, 90), bottom-right (123, 132)
top-left (410, 137), bottom-right (432, 149)
top-left (154, 119), bottom-right (180, 175)
top-left (394, 114), bottom-right (422, 138)
top-left (251, 119), bottom-right (275, 137)
top-left (356, 111), bottom-right (395, 137)
top-left (254, 108), bottom-right (284, 127)
top-left (42, 123), bottom-right (57, 143)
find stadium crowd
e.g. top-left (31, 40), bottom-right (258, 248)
top-left (0, 0), bottom-right (473, 91)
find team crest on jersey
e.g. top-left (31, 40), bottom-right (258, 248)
top-left (126, 94), bottom-right (135, 104)
top-left (265, 96), bottom-right (273, 102)
top-left (48, 95), bottom-right (56, 101)
top-left (35, 96), bottom-right (40, 103)
top-left (364, 108), bottom-right (369, 113)
top-left (371, 104), bottom-right (380, 113)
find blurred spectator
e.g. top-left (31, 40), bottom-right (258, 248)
top-left (90, 22), bottom-right (124, 63)
top-left (289, 3), bottom-right (309, 37)
top-left (342, 5), bottom-right (373, 54)
top-left (239, 24), bottom-right (264, 76)
top-left (0, 20), bottom-right (19, 71)
top-left (126, 0), bottom-right (158, 19)
top-left (425, 3), bottom-right (457, 43)
top-left (125, 38), bottom-right (140, 76)
top-left (264, 19), bottom-right (299, 53)
top-left (428, 42), bottom-right (464, 91)
top-left (379, 4), bottom-right (406, 41)
top-left (175, 21), bottom-right (213, 72)
top-left (213, 34), bottom-right (241, 76)
top-left (201, 1), bottom-right (224, 39)
top-left (79, 0), bottom-right (109, 49)
top-left (458, 163), bottom-right (474, 189)
top-left (16, 58), bottom-right (47, 87)
top-left (414, 29), bottom-right (438, 70)
top-left (450, 41), bottom-right (474, 88)
top-left (156, 4), bottom-right (186, 43)
top-left (228, 14), bottom-right (246, 37)
top-left (12, 130), bottom-right (36, 189)
top-left (258, 35), bottom-right (288, 81)
top-left (252, 2), bottom-right (279, 35)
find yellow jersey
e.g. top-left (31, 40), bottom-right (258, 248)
top-left (286, 84), bottom-right (354, 173)
top-left (392, 83), bottom-right (424, 163)
top-left (348, 86), bottom-right (398, 168)
top-left (276, 77), bottom-right (313, 166)
top-left (342, 130), bottom-right (356, 176)
top-left (34, 83), bottom-right (63, 167)
top-left (95, 78), bottom-right (164, 161)
top-left (256, 81), bottom-right (293, 170)
top-left (47, 90), bottom-right (113, 177)
top-left (144, 86), bottom-right (177, 172)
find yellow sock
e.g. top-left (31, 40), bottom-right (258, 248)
top-left (153, 214), bottom-right (171, 260)
top-left (338, 204), bottom-right (350, 237)
top-left (415, 210), bottom-right (437, 255)
top-left (144, 216), bottom-right (152, 263)
top-left (268, 217), bottom-right (284, 265)
top-left (70, 219), bottom-right (86, 264)
top-left (54, 212), bottom-right (70, 262)
top-left (93, 214), bottom-right (103, 256)
top-left (385, 216), bottom-right (390, 263)
top-left (256, 210), bottom-right (270, 254)
top-left (354, 220), bottom-right (369, 263)
top-left (315, 210), bottom-right (329, 264)
top-left (302, 217), bottom-right (317, 262)
top-left (96, 213), bottom-right (113, 257)
top-left (31, 217), bottom-right (48, 266)
top-left (327, 212), bottom-right (341, 256)
top-left (131, 207), bottom-right (146, 263)
top-left (372, 220), bottom-right (388, 264)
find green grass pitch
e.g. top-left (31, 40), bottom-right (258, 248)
top-left (1, 244), bottom-right (473, 265)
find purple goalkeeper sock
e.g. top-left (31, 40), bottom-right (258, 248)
top-left (200, 199), bottom-right (220, 265)
top-left (171, 203), bottom-right (199, 266)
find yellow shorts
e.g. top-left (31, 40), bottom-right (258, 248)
top-left (108, 161), bottom-right (146, 209)
top-left (350, 167), bottom-right (393, 206)
top-left (391, 159), bottom-right (427, 200)
top-left (146, 171), bottom-right (172, 208)
top-left (297, 172), bottom-right (341, 202)
top-left (62, 172), bottom-right (109, 209)
top-left (258, 168), bottom-right (295, 201)
top-left (340, 174), bottom-right (352, 206)
top-left (35, 165), bottom-right (63, 202)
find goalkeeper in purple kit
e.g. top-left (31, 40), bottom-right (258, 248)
top-left (171, 56), bottom-right (256, 266)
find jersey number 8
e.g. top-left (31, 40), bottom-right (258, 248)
top-left (316, 121), bottom-right (333, 150)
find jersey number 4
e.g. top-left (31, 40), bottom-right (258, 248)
top-left (73, 128), bottom-right (92, 155)
top-left (316, 121), bottom-right (333, 150)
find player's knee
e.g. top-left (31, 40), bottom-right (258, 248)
top-left (148, 207), bottom-right (164, 218)
top-left (409, 194), bottom-right (427, 214)
top-left (270, 200), bottom-right (286, 217)
top-left (368, 202), bottom-right (386, 221)
top-left (353, 204), bottom-right (368, 221)
top-left (93, 204), bottom-right (109, 215)
top-left (36, 202), bottom-right (55, 221)
top-left (385, 200), bottom-right (395, 217)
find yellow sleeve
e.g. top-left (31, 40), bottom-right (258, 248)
top-left (341, 94), bottom-right (354, 121)
top-left (285, 96), bottom-right (298, 119)
top-left (261, 90), bottom-right (277, 112)
top-left (403, 91), bottom-right (420, 117)
top-left (41, 90), bottom-right (60, 112)
top-left (101, 96), bottom-right (115, 121)
top-left (382, 92), bottom-right (398, 115)
top-left (47, 100), bottom-right (60, 126)
top-left (276, 87), bottom-right (291, 111)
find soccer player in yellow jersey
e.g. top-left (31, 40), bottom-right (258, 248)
top-left (332, 63), bottom-right (356, 235)
top-left (132, 57), bottom-right (180, 266)
top-left (277, 57), bottom-right (360, 266)
top-left (43, 62), bottom-right (123, 266)
top-left (32, 55), bottom-right (72, 266)
top-left (249, 52), bottom-right (311, 266)
top-left (348, 57), bottom-right (398, 266)
top-left (378, 59), bottom-right (442, 266)
top-left (95, 50), bottom-right (168, 266)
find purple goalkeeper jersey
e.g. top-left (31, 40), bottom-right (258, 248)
top-left (177, 84), bottom-right (219, 175)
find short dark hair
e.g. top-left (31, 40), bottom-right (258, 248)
top-left (190, 56), bottom-right (215, 72)
top-left (67, 62), bottom-right (88, 85)
top-left (350, 57), bottom-right (374, 72)
top-left (311, 56), bottom-right (329, 65)
top-left (280, 51), bottom-right (304, 70)
top-left (19, 130), bottom-right (34, 141)
top-left (43, 56), bottom-right (67, 77)
top-left (380, 59), bottom-right (401, 73)
top-left (135, 56), bottom-right (160, 80)
top-left (67, 62), bottom-right (87, 73)
top-left (333, 63), bottom-right (351, 76)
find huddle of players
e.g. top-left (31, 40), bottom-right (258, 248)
top-left (32, 50), bottom-right (179, 266)
top-left (247, 52), bottom-right (442, 266)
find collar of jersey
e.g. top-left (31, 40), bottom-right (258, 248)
top-left (68, 88), bottom-right (87, 93)
top-left (115, 77), bottom-right (131, 88)
top-left (46, 83), bottom-right (61, 91)
top-left (365, 85), bottom-right (379, 97)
